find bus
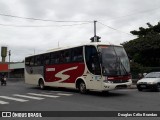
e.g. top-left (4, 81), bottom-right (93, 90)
top-left (25, 42), bottom-right (132, 93)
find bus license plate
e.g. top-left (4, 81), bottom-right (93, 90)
top-left (140, 85), bottom-right (146, 88)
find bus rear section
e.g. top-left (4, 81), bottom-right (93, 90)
top-left (25, 46), bottom-right (86, 90)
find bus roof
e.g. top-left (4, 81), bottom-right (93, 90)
top-left (48, 42), bottom-right (122, 52)
top-left (25, 42), bottom-right (122, 58)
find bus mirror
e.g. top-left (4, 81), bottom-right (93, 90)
top-left (143, 73), bottom-right (147, 77)
top-left (98, 52), bottom-right (102, 63)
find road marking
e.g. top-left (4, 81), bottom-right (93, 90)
top-left (40, 92), bottom-right (73, 96)
top-left (116, 89), bottom-right (137, 92)
top-left (0, 100), bottom-right (9, 104)
top-left (27, 93), bottom-right (60, 98)
top-left (56, 93), bottom-right (73, 96)
top-left (0, 96), bottom-right (28, 102)
top-left (50, 91), bottom-right (74, 94)
top-left (40, 92), bottom-right (56, 94)
top-left (13, 94), bottom-right (44, 100)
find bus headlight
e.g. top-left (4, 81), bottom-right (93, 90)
top-left (103, 80), bottom-right (113, 83)
top-left (148, 82), bottom-right (156, 84)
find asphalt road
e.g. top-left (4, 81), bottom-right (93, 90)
top-left (0, 80), bottom-right (160, 120)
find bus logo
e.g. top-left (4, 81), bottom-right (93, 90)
top-left (46, 68), bottom-right (55, 72)
top-left (55, 66), bottom-right (78, 83)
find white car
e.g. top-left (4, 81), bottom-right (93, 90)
top-left (137, 72), bottom-right (160, 91)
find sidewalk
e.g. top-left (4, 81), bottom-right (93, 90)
top-left (129, 84), bottom-right (137, 89)
top-left (7, 78), bottom-right (24, 82)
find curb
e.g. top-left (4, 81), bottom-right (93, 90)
top-left (129, 84), bottom-right (137, 89)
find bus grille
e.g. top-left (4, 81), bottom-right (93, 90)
top-left (110, 80), bottom-right (128, 83)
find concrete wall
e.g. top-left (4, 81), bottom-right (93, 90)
top-left (9, 62), bottom-right (24, 69)
top-left (0, 63), bottom-right (8, 72)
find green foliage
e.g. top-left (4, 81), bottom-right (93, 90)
top-left (122, 22), bottom-right (160, 78)
top-left (130, 22), bottom-right (160, 37)
top-left (122, 22), bottom-right (160, 67)
top-left (130, 62), bottom-right (151, 79)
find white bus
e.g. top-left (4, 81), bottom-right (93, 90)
top-left (25, 42), bottom-right (132, 93)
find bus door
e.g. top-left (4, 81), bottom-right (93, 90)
top-left (87, 74), bottom-right (102, 90)
top-left (85, 45), bottom-right (102, 90)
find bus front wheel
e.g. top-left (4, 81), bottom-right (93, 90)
top-left (79, 82), bottom-right (87, 94)
top-left (39, 80), bottom-right (45, 90)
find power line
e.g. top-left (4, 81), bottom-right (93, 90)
top-left (98, 21), bottom-right (133, 36)
top-left (0, 6), bottom-right (159, 23)
top-left (101, 7), bottom-right (160, 22)
top-left (0, 13), bottom-right (92, 23)
top-left (0, 22), bottom-right (91, 28)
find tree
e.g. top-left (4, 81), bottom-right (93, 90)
top-left (130, 22), bottom-right (160, 37)
top-left (122, 22), bottom-right (160, 67)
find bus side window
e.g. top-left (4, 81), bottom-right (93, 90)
top-left (85, 46), bottom-right (101, 75)
top-left (35, 56), bottom-right (40, 66)
top-left (50, 52), bottom-right (59, 64)
top-left (64, 50), bottom-right (71, 63)
top-left (35, 55), bottom-right (43, 66)
top-left (50, 53), bottom-right (55, 64)
top-left (34, 56), bottom-right (38, 66)
top-left (55, 53), bottom-right (59, 64)
top-left (30, 57), bottom-right (34, 66)
top-left (44, 54), bottom-right (50, 65)
top-left (25, 57), bottom-right (30, 66)
top-left (59, 51), bottom-right (65, 63)
top-left (72, 47), bottom-right (83, 62)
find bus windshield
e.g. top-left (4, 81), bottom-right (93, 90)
top-left (98, 45), bottom-right (130, 76)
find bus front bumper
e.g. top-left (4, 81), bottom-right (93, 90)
top-left (102, 79), bottom-right (132, 91)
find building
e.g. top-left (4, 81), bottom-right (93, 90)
top-left (9, 62), bottom-right (24, 78)
top-left (0, 62), bottom-right (24, 78)
top-left (0, 62), bottom-right (8, 73)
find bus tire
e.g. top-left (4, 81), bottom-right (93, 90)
top-left (137, 87), bottom-right (142, 91)
top-left (79, 81), bottom-right (87, 94)
top-left (102, 91), bottom-right (109, 94)
top-left (154, 83), bottom-right (160, 92)
top-left (39, 79), bottom-right (45, 90)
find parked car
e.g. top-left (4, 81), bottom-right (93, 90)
top-left (137, 72), bottom-right (160, 91)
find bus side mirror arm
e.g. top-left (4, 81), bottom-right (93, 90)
top-left (98, 52), bottom-right (103, 78)
top-left (98, 52), bottom-right (102, 64)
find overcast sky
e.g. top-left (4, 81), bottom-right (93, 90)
top-left (0, 0), bottom-right (160, 62)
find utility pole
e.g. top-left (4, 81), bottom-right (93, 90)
top-left (8, 50), bottom-right (11, 78)
top-left (94, 20), bottom-right (97, 37)
top-left (90, 20), bottom-right (101, 42)
top-left (9, 50), bottom-right (11, 63)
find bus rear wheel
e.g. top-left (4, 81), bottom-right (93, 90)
top-left (39, 80), bottom-right (45, 89)
top-left (79, 82), bottom-right (87, 94)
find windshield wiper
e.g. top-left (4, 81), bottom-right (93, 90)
top-left (111, 45), bottom-right (129, 76)
top-left (118, 57), bottom-right (129, 75)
